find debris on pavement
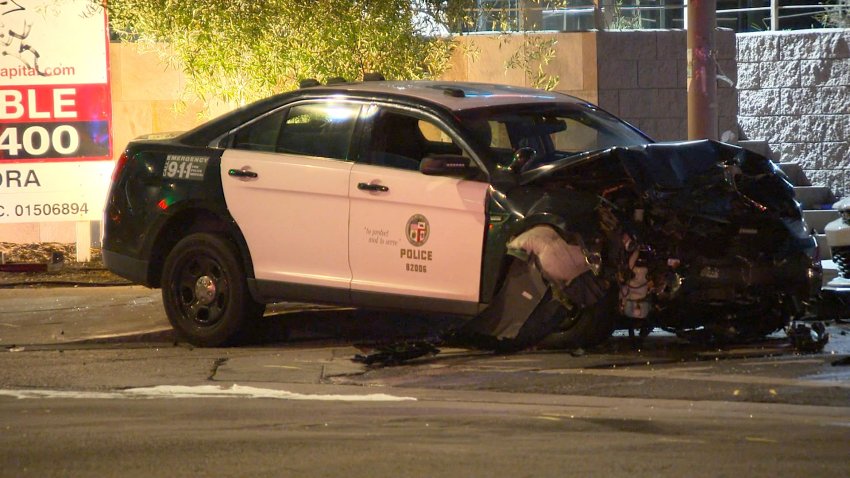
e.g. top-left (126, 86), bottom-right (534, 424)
top-left (352, 341), bottom-right (441, 366)
top-left (786, 321), bottom-right (829, 353)
top-left (832, 356), bottom-right (850, 366)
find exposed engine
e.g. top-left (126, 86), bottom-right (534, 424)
top-left (587, 145), bottom-right (822, 337)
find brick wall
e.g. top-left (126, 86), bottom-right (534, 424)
top-left (447, 30), bottom-right (739, 143)
top-left (737, 30), bottom-right (850, 196)
top-left (595, 29), bottom-right (738, 142)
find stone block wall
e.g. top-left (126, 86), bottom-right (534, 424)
top-left (595, 29), bottom-right (738, 142)
top-left (737, 29), bottom-right (850, 196)
top-left (447, 30), bottom-right (738, 143)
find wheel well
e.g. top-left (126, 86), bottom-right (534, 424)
top-left (147, 209), bottom-right (243, 288)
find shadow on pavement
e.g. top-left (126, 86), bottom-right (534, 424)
top-left (245, 306), bottom-right (467, 347)
top-left (60, 300), bottom-right (850, 368)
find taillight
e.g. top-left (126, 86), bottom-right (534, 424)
top-left (112, 152), bottom-right (129, 182)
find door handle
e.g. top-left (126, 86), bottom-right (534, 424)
top-left (357, 182), bottom-right (389, 192)
top-left (228, 168), bottom-right (258, 178)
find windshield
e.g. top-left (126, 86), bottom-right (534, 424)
top-left (457, 104), bottom-right (651, 168)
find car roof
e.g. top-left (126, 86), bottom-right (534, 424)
top-left (304, 80), bottom-right (585, 112)
top-left (176, 81), bottom-right (587, 146)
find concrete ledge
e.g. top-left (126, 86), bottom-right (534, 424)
top-left (777, 162), bottom-right (811, 186)
top-left (795, 186), bottom-right (838, 209)
top-left (804, 209), bottom-right (839, 234)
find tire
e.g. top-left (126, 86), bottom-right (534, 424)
top-left (537, 290), bottom-right (617, 350)
top-left (161, 233), bottom-right (264, 347)
top-left (711, 302), bottom-right (789, 343)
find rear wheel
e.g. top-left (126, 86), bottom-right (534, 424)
top-left (161, 233), bottom-right (264, 347)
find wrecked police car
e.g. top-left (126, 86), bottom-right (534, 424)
top-left (103, 81), bottom-right (821, 349)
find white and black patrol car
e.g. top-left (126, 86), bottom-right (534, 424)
top-left (104, 80), bottom-right (821, 349)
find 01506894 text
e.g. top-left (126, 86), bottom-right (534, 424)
top-left (0, 202), bottom-right (88, 218)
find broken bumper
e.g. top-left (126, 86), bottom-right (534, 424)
top-left (677, 253), bottom-right (822, 303)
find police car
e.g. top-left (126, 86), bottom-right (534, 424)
top-left (103, 80), bottom-right (820, 348)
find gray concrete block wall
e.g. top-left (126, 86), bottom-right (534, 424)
top-left (737, 29), bottom-right (850, 197)
top-left (596, 29), bottom-right (738, 142)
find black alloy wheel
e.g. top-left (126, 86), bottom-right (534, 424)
top-left (538, 289), bottom-right (617, 350)
top-left (161, 233), bottom-right (264, 347)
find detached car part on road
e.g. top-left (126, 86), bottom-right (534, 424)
top-left (103, 81), bottom-right (822, 349)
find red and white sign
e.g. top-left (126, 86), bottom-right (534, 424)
top-left (0, 0), bottom-right (112, 224)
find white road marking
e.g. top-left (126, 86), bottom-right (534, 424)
top-left (0, 384), bottom-right (416, 402)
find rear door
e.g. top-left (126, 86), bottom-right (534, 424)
top-left (348, 105), bottom-right (489, 312)
top-left (220, 100), bottom-right (361, 291)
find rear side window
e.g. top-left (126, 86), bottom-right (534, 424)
top-left (231, 102), bottom-right (361, 160)
top-left (232, 110), bottom-right (285, 152)
top-left (277, 103), bottom-right (360, 160)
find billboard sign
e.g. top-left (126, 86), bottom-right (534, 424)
top-left (0, 0), bottom-right (112, 224)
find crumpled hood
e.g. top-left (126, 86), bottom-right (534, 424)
top-left (522, 140), bottom-right (788, 189)
top-left (520, 140), bottom-right (802, 230)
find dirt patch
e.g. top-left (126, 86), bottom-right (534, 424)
top-left (0, 242), bottom-right (131, 288)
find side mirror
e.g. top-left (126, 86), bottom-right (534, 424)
top-left (499, 147), bottom-right (537, 174)
top-left (420, 154), bottom-right (473, 176)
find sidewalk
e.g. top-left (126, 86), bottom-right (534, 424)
top-left (0, 285), bottom-right (464, 348)
top-left (0, 286), bottom-right (170, 347)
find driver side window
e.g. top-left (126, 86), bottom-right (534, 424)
top-left (363, 109), bottom-right (466, 171)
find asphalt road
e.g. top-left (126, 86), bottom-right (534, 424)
top-left (0, 286), bottom-right (848, 477)
top-left (2, 386), bottom-right (848, 477)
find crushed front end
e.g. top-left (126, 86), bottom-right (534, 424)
top-left (609, 205), bottom-right (821, 339)
top-left (493, 140), bottom-right (822, 346)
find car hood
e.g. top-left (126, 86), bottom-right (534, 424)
top-left (521, 139), bottom-right (790, 192)
top-left (517, 139), bottom-right (801, 226)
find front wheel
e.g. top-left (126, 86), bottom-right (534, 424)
top-left (161, 233), bottom-right (264, 347)
top-left (537, 290), bottom-right (617, 350)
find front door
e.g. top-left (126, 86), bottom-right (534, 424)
top-left (348, 106), bottom-right (489, 311)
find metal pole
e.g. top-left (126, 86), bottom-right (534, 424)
top-left (593, 0), bottom-right (605, 30)
top-left (686, 0), bottom-right (718, 140)
top-left (771, 0), bottom-right (779, 31)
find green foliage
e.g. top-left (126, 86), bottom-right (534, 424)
top-left (608, 0), bottom-right (643, 30)
top-left (99, 0), bottom-right (564, 107)
top-left (451, 1), bottom-right (562, 91)
top-left (817, 0), bottom-right (850, 28)
top-left (504, 35), bottom-right (559, 91)
top-left (102, 0), bottom-right (456, 106)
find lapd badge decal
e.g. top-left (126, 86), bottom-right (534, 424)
top-left (406, 214), bottom-right (430, 247)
